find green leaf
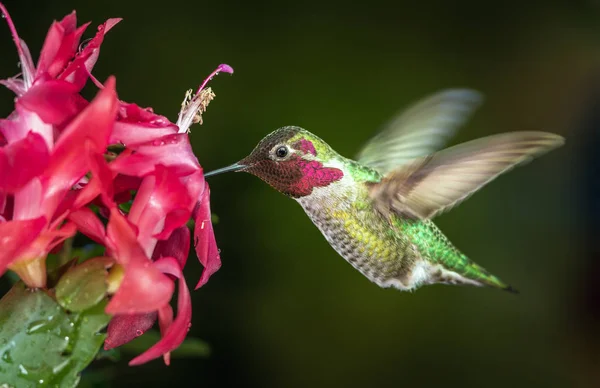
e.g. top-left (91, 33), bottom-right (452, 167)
top-left (55, 258), bottom-right (110, 312)
top-left (120, 330), bottom-right (211, 358)
top-left (0, 282), bottom-right (110, 388)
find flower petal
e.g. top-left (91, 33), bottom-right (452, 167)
top-left (194, 184), bottom-right (221, 289)
top-left (104, 312), bottom-right (157, 350)
top-left (68, 208), bottom-right (106, 245)
top-left (129, 257), bottom-right (191, 366)
top-left (59, 18), bottom-right (121, 90)
top-left (37, 12), bottom-right (90, 79)
top-left (110, 134), bottom-right (200, 177)
top-left (0, 217), bottom-right (47, 277)
top-left (128, 165), bottom-right (194, 254)
top-left (41, 76), bottom-right (118, 216)
top-left (152, 226), bottom-right (190, 269)
top-left (17, 79), bottom-right (87, 125)
top-left (110, 102), bottom-right (178, 145)
top-left (105, 208), bottom-right (174, 314)
top-left (0, 131), bottom-right (49, 193)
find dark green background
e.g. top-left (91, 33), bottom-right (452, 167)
top-left (1, 0), bottom-right (599, 386)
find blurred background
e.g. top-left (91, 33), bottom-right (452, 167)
top-left (1, 0), bottom-right (599, 386)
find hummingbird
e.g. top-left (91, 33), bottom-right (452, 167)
top-left (205, 89), bottom-right (564, 293)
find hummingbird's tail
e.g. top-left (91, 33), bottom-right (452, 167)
top-left (463, 261), bottom-right (519, 294)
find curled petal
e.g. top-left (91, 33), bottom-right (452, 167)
top-left (129, 257), bottom-right (191, 366)
top-left (152, 226), bottom-right (191, 269)
top-left (157, 304), bottom-right (174, 365)
top-left (0, 217), bottom-right (47, 277)
top-left (110, 102), bottom-right (178, 145)
top-left (110, 134), bottom-right (201, 177)
top-left (104, 312), bottom-right (157, 350)
top-left (59, 18), bottom-right (121, 89)
top-left (37, 13), bottom-right (90, 79)
top-left (194, 184), bottom-right (221, 289)
top-left (128, 165), bottom-right (194, 252)
top-left (0, 132), bottom-right (49, 193)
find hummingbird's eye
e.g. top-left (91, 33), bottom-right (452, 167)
top-left (275, 146), bottom-right (289, 159)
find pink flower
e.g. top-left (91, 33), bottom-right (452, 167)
top-left (0, 4), bottom-right (121, 287)
top-left (0, 2), bottom-right (231, 365)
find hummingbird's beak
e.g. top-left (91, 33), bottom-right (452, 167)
top-left (203, 163), bottom-right (246, 177)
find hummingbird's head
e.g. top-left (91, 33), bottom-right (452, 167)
top-left (205, 126), bottom-right (344, 198)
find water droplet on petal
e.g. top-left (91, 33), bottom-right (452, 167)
top-left (135, 330), bottom-right (143, 336)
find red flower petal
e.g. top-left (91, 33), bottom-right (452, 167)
top-left (152, 226), bottom-right (190, 269)
top-left (157, 304), bottom-right (174, 365)
top-left (37, 13), bottom-right (90, 79)
top-left (0, 106), bottom-right (54, 149)
top-left (106, 258), bottom-right (174, 315)
top-left (194, 183), bottom-right (221, 289)
top-left (128, 165), bottom-right (194, 252)
top-left (72, 147), bottom-right (115, 210)
top-left (105, 208), bottom-right (174, 314)
top-left (110, 102), bottom-right (178, 145)
top-left (104, 312), bottom-right (157, 350)
top-left (109, 134), bottom-right (200, 177)
top-left (0, 217), bottom-right (47, 276)
top-left (42, 77), bottom-right (118, 215)
top-left (0, 131), bottom-right (49, 193)
top-left (129, 257), bottom-right (191, 366)
top-left (17, 79), bottom-right (87, 125)
top-left (59, 18), bottom-right (121, 90)
top-left (68, 208), bottom-right (106, 245)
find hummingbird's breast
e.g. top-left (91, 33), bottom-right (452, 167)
top-left (296, 178), bottom-right (419, 288)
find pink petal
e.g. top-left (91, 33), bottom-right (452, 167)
top-left (105, 208), bottom-right (174, 314)
top-left (0, 217), bottom-right (47, 276)
top-left (0, 77), bottom-right (25, 95)
top-left (104, 312), bottom-right (157, 350)
top-left (129, 257), bottom-right (191, 366)
top-left (37, 13), bottom-right (90, 79)
top-left (152, 226), bottom-right (191, 269)
top-left (0, 131), bottom-right (49, 193)
top-left (109, 134), bottom-right (200, 177)
top-left (0, 3), bottom-right (34, 90)
top-left (17, 79), bottom-right (87, 125)
top-left (157, 304), bottom-right (174, 365)
top-left (105, 258), bottom-right (174, 315)
top-left (42, 77), bottom-right (118, 216)
top-left (0, 106), bottom-right (54, 149)
top-left (59, 18), bottom-right (121, 90)
top-left (13, 177), bottom-right (43, 220)
top-left (128, 166), bottom-right (194, 253)
top-left (68, 208), bottom-right (106, 245)
top-left (194, 183), bottom-right (221, 289)
top-left (72, 148), bottom-right (115, 210)
top-left (44, 221), bottom-right (77, 253)
top-left (110, 102), bottom-right (178, 145)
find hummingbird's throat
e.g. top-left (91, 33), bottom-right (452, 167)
top-left (286, 160), bottom-right (344, 197)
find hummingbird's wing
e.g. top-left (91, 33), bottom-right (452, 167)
top-left (369, 131), bottom-right (564, 219)
top-left (356, 89), bottom-right (483, 175)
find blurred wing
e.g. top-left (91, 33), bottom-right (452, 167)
top-left (370, 131), bottom-right (565, 219)
top-left (356, 89), bottom-right (483, 175)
